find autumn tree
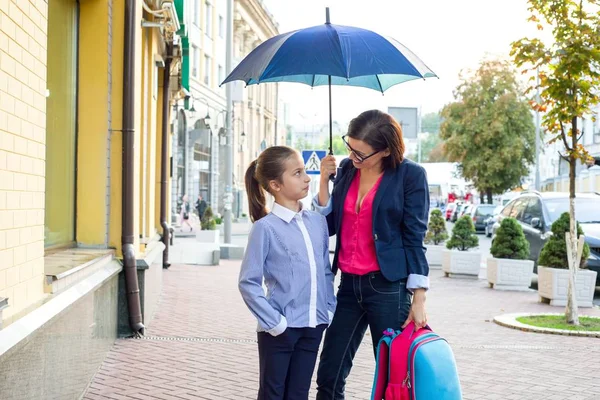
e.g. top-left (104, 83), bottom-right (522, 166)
top-left (511, 0), bottom-right (600, 325)
top-left (440, 59), bottom-right (536, 203)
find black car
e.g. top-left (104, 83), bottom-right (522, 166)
top-left (492, 191), bottom-right (600, 284)
top-left (467, 204), bottom-right (497, 232)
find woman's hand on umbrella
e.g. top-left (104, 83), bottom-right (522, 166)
top-left (320, 155), bottom-right (337, 182)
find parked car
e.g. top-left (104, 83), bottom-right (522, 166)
top-left (445, 203), bottom-right (457, 221)
top-left (484, 205), bottom-right (503, 237)
top-left (492, 191), bottom-right (600, 284)
top-left (467, 204), bottom-right (497, 232)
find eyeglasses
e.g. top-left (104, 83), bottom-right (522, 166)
top-left (341, 135), bottom-right (380, 163)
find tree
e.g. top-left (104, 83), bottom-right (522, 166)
top-left (490, 218), bottom-right (530, 260)
top-left (511, 0), bottom-right (600, 325)
top-left (420, 132), bottom-right (449, 163)
top-left (421, 112), bottom-right (442, 134)
top-left (425, 209), bottom-right (449, 245)
top-left (440, 59), bottom-right (536, 204)
top-left (538, 212), bottom-right (590, 268)
top-left (446, 216), bottom-right (479, 251)
top-left (321, 135), bottom-right (346, 155)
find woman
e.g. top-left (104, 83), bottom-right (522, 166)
top-left (179, 194), bottom-right (193, 232)
top-left (313, 110), bottom-right (430, 400)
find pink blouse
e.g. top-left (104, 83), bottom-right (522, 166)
top-left (337, 171), bottom-right (383, 275)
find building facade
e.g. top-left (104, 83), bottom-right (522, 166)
top-left (0, 0), bottom-right (182, 397)
top-left (229, 0), bottom-right (279, 217)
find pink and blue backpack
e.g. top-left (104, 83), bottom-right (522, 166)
top-left (371, 322), bottom-right (462, 400)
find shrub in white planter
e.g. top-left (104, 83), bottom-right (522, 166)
top-left (425, 209), bottom-right (448, 268)
top-left (442, 216), bottom-right (481, 277)
top-left (487, 217), bottom-right (533, 290)
top-left (537, 212), bottom-right (596, 307)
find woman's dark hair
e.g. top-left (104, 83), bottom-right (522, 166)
top-left (346, 109), bottom-right (405, 170)
top-left (244, 146), bottom-right (297, 222)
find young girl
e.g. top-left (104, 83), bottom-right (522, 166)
top-left (239, 146), bottom-right (336, 400)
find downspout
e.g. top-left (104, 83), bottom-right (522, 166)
top-left (160, 44), bottom-right (172, 268)
top-left (122, 0), bottom-right (144, 335)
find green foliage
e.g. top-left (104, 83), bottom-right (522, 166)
top-left (420, 132), bottom-right (449, 163)
top-left (538, 212), bottom-right (590, 269)
top-left (511, 0), bottom-right (600, 169)
top-left (490, 218), bottom-right (530, 260)
top-left (439, 59), bottom-right (536, 197)
top-left (425, 209), bottom-right (449, 245)
top-left (322, 135), bottom-right (347, 155)
top-left (446, 216), bottom-right (479, 251)
top-left (421, 112), bottom-right (442, 134)
top-left (214, 216), bottom-right (223, 225)
top-left (201, 206), bottom-right (217, 230)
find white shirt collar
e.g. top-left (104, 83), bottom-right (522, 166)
top-left (272, 202), bottom-right (305, 223)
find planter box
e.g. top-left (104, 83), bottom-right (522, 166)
top-left (218, 224), bottom-right (224, 234)
top-left (196, 229), bottom-right (220, 244)
top-left (425, 245), bottom-right (445, 269)
top-left (442, 249), bottom-right (481, 278)
top-left (487, 257), bottom-right (534, 291)
top-left (537, 266), bottom-right (597, 307)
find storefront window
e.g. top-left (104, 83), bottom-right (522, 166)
top-left (45, 0), bottom-right (78, 247)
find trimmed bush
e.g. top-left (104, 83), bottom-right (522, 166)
top-left (538, 212), bottom-right (590, 269)
top-left (201, 206), bottom-right (217, 231)
top-left (426, 209), bottom-right (449, 245)
top-left (446, 215), bottom-right (479, 251)
top-left (490, 217), bottom-right (529, 260)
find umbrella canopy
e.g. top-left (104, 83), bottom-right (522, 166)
top-left (222, 8), bottom-right (437, 155)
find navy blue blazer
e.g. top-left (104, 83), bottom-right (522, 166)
top-left (325, 158), bottom-right (430, 282)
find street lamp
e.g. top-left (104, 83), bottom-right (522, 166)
top-left (188, 96), bottom-right (211, 123)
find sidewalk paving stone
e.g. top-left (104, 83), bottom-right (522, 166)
top-left (83, 259), bottom-right (600, 399)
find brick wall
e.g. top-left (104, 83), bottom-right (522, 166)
top-left (0, 0), bottom-right (47, 322)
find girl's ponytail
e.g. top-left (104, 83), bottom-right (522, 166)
top-left (245, 160), bottom-right (268, 222)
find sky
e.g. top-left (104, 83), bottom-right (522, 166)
top-left (260, 0), bottom-right (545, 128)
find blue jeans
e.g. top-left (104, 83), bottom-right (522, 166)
top-left (316, 272), bottom-right (412, 400)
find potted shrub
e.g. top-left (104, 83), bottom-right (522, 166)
top-left (214, 214), bottom-right (224, 234)
top-left (425, 209), bottom-right (449, 268)
top-left (537, 212), bottom-right (596, 307)
top-left (239, 212), bottom-right (249, 223)
top-left (487, 217), bottom-right (534, 291)
top-left (196, 207), bottom-right (220, 243)
top-left (442, 215), bottom-right (481, 277)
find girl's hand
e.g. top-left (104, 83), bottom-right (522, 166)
top-left (402, 289), bottom-right (427, 330)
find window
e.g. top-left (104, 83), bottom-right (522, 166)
top-left (219, 16), bottom-right (224, 38)
top-left (193, 0), bottom-right (199, 26)
top-left (45, 0), bottom-right (78, 247)
top-left (205, 1), bottom-right (212, 37)
top-left (218, 64), bottom-right (223, 85)
top-left (204, 55), bottom-right (211, 85)
top-left (508, 198), bottom-right (528, 221)
top-left (522, 197), bottom-right (542, 225)
top-left (192, 46), bottom-right (199, 78)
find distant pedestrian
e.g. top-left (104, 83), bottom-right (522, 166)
top-left (239, 146), bottom-right (336, 400)
top-left (195, 195), bottom-right (207, 220)
top-left (180, 195), bottom-right (193, 232)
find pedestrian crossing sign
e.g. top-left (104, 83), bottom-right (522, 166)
top-left (302, 150), bottom-right (326, 175)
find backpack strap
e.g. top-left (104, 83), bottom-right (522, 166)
top-left (370, 329), bottom-right (395, 400)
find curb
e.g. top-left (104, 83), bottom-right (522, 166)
top-left (493, 313), bottom-right (600, 338)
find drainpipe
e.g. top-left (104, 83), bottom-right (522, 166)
top-left (122, 0), bottom-right (144, 336)
top-left (160, 44), bottom-right (172, 268)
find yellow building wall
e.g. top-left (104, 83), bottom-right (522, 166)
top-left (77, 0), bottom-right (111, 246)
top-left (0, 0), bottom-right (47, 322)
top-left (109, 0), bottom-right (165, 256)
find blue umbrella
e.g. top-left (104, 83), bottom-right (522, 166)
top-left (222, 8), bottom-right (437, 154)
